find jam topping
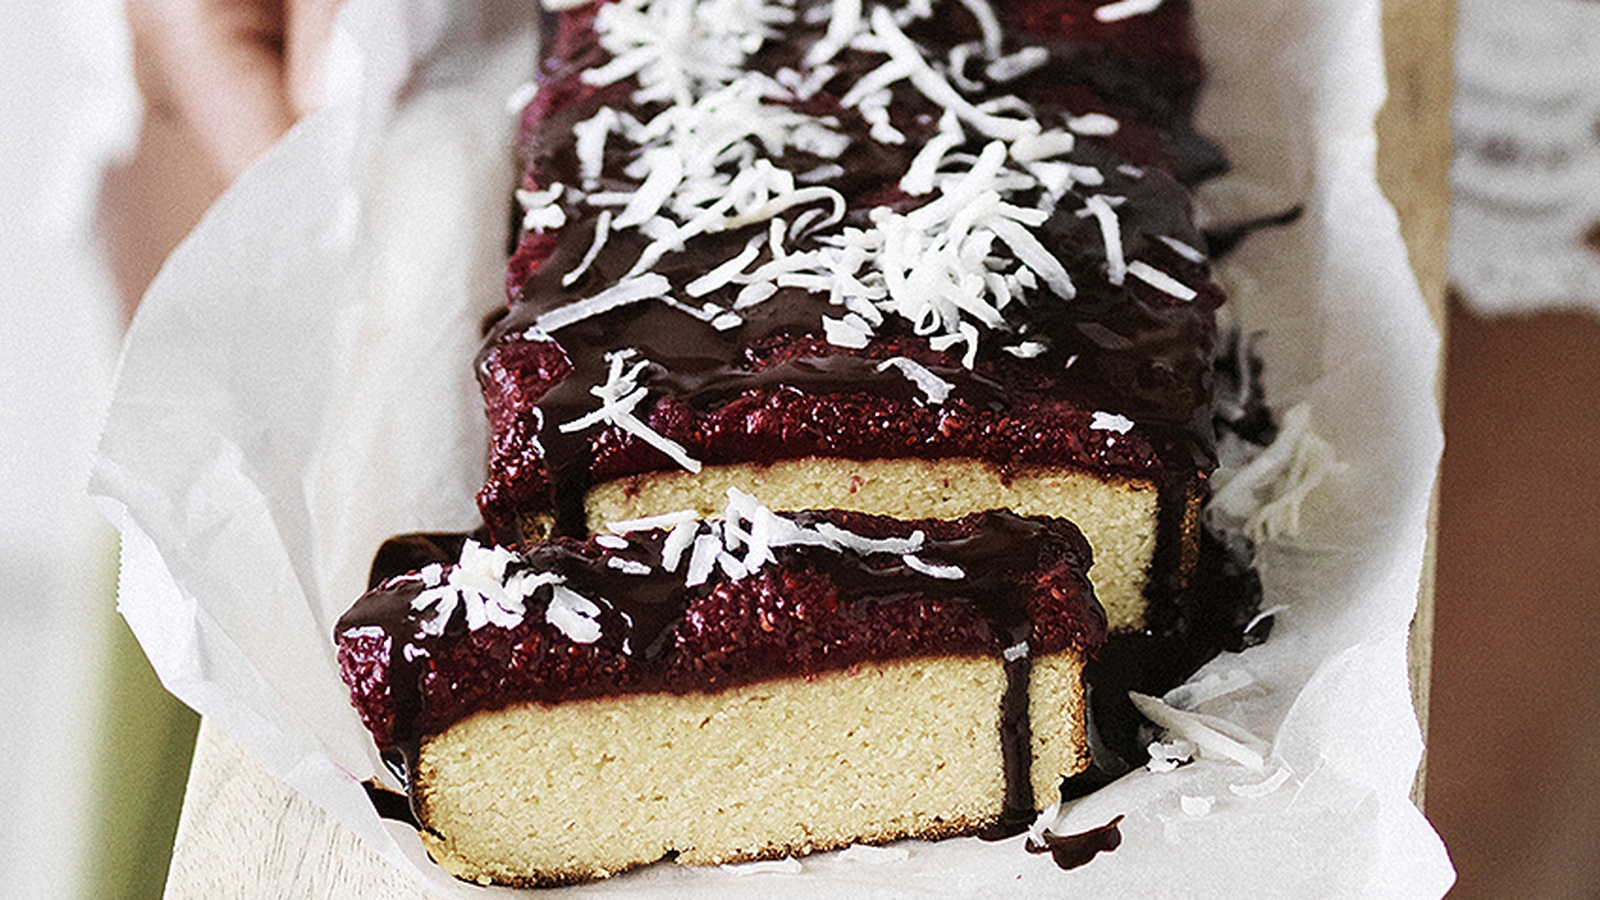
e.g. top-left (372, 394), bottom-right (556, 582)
top-left (338, 504), bottom-right (1101, 745)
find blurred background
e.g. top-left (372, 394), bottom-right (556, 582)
top-left (1, 0), bottom-right (1596, 897)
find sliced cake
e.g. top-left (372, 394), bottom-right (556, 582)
top-left (337, 498), bottom-right (1106, 885)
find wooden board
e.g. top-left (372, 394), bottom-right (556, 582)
top-left (162, 2), bottom-right (1457, 894)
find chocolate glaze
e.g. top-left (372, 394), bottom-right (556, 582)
top-left (474, 0), bottom-right (1225, 594)
top-left (338, 509), bottom-right (1103, 830)
top-left (1026, 814), bottom-right (1124, 870)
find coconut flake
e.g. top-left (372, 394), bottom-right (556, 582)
top-left (902, 554), bottom-right (966, 579)
top-left (613, 147), bottom-right (685, 228)
top-left (595, 533), bottom-right (630, 550)
top-left (660, 519), bottom-right (702, 571)
top-left (1243, 604), bottom-right (1288, 635)
top-left (546, 583), bottom-right (604, 644)
top-left (608, 509), bottom-right (701, 534)
top-left (607, 557), bottom-right (654, 576)
top-left (900, 111), bottom-right (965, 196)
top-left (1129, 692), bottom-right (1268, 771)
top-left (1066, 112), bottom-right (1120, 136)
top-left (685, 532), bottom-right (722, 586)
top-left (985, 45), bottom-right (1049, 82)
top-left (1004, 341), bottom-right (1047, 358)
top-left (804, 0), bottom-right (863, 65)
top-left (1128, 260), bottom-right (1198, 300)
top-left (685, 236), bottom-right (764, 297)
top-left (1010, 129), bottom-right (1076, 163)
top-left (815, 522), bottom-right (924, 556)
top-left (1002, 640), bottom-right (1030, 662)
top-left (558, 348), bottom-right (703, 473)
top-left (823, 313), bottom-right (875, 348)
top-left (562, 210), bottom-right (614, 287)
top-left (517, 183), bottom-right (568, 232)
top-left (1146, 738), bottom-right (1196, 773)
top-left (1079, 194), bottom-right (1127, 285)
top-left (535, 274), bottom-right (671, 333)
top-left (1180, 795), bottom-right (1215, 817)
top-left (876, 356), bottom-right (954, 404)
top-left (1090, 410), bottom-right (1134, 433)
top-left (1158, 234), bottom-right (1207, 263)
top-left (1094, 0), bottom-right (1164, 23)
top-left (573, 107), bottom-right (621, 188)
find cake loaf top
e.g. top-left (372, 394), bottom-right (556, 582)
top-left (477, 0), bottom-right (1224, 534)
top-left (337, 496), bottom-right (1104, 749)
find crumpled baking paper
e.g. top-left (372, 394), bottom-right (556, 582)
top-left (91, 0), bottom-right (1455, 895)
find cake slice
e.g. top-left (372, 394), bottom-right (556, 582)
top-left (337, 497), bottom-right (1106, 886)
top-left (476, 0), bottom-right (1225, 630)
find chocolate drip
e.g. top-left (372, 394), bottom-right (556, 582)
top-left (1026, 814), bottom-right (1124, 870)
top-left (981, 655), bottom-right (1039, 839)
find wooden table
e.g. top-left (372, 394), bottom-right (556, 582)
top-left (162, 2), bottom-right (1458, 894)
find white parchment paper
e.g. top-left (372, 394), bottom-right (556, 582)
top-left (91, 0), bottom-right (1455, 895)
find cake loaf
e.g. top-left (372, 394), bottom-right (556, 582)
top-left (336, 0), bottom-right (1233, 884)
top-left (476, 0), bottom-right (1226, 631)
top-left (337, 499), bottom-right (1106, 886)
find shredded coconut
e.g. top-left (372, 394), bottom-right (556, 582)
top-left (607, 509), bottom-right (701, 533)
top-left (1146, 738), bottom-right (1195, 773)
top-left (546, 584), bottom-right (605, 644)
top-left (876, 356), bottom-right (955, 404)
top-left (902, 554), bottom-right (966, 579)
top-left (1207, 402), bottom-right (1343, 544)
top-left (1079, 194), bottom-right (1127, 285)
top-left (557, 348), bottom-right (703, 473)
top-left (1157, 233), bottom-right (1207, 264)
top-left (1128, 260), bottom-right (1198, 300)
top-left (607, 557), bottom-right (654, 575)
top-left (1093, 0), bottom-right (1164, 23)
top-left (1090, 410), bottom-right (1135, 433)
top-left (1130, 691), bottom-right (1268, 771)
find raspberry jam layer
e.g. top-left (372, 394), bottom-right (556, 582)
top-left (337, 508), bottom-right (1102, 748)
